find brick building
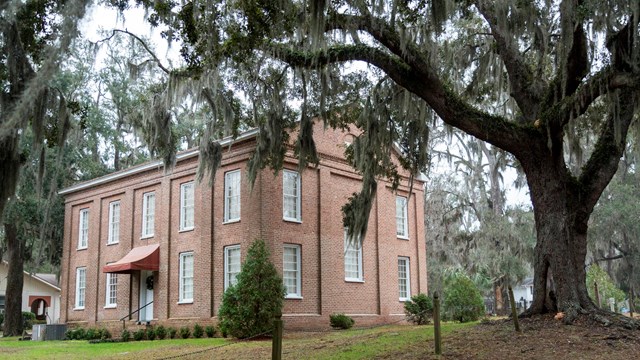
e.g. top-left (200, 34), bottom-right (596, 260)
top-left (59, 122), bottom-right (427, 330)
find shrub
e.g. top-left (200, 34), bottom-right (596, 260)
top-left (121, 329), bottom-right (131, 342)
top-left (168, 327), bottom-right (178, 339)
top-left (218, 239), bottom-right (285, 339)
top-left (133, 329), bottom-right (146, 341)
top-left (443, 272), bottom-right (485, 323)
top-left (64, 329), bottom-right (74, 340)
top-left (155, 325), bottom-right (167, 340)
top-left (85, 328), bottom-right (99, 340)
top-left (22, 312), bottom-right (36, 329)
top-left (100, 328), bottom-right (112, 340)
top-left (404, 293), bottom-right (434, 325)
top-left (179, 326), bottom-right (191, 339)
top-left (205, 325), bottom-right (216, 338)
top-left (587, 264), bottom-right (626, 310)
top-left (146, 327), bottom-right (156, 340)
top-left (74, 328), bottom-right (86, 340)
top-left (193, 324), bottom-right (204, 338)
top-left (330, 313), bottom-right (354, 329)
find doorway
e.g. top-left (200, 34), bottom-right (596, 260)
top-left (139, 270), bottom-right (154, 322)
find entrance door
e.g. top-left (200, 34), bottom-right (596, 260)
top-left (139, 270), bottom-right (154, 322)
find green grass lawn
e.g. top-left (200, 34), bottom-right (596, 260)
top-left (0, 322), bottom-right (475, 359)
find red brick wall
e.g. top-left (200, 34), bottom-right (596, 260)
top-left (61, 123), bottom-right (427, 329)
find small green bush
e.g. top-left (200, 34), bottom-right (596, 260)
top-left (133, 329), bottom-right (145, 341)
top-left (404, 293), bottom-right (434, 325)
top-left (85, 328), bottom-right (98, 340)
top-left (179, 326), bottom-right (191, 339)
top-left (22, 312), bottom-right (36, 329)
top-left (205, 325), bottom-right (216, 338)
top-left (330, 313), bottom-right (354, 329)
top-left (193, 324), bottom-right (204, 338)
top-left (155, 325), bottom-right (167, 340)
top-left (443, 272), bottom-right (485, 323)
top-left (74, 328), bottom-right (86, 340)
top-left (218, 239), bottom-right (285, 339)
top-left (100, 328), bottom-right (112, 340)
top-left (146, 327), bottom-right (156, 340)
top-left (121, 329), bottom-right (131, 342)
top-left (168, 327), bottom-right (178, 339)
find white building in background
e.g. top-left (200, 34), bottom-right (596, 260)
top-left (0, 261), bottom-right (61, 324)
top-left (512, 277), bottom-right (534, 310)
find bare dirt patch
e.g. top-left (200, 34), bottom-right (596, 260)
top-left (416, 314), bottom-right (640, 360)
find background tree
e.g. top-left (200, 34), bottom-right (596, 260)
top-left (104, 0), bottom-right (640, 327)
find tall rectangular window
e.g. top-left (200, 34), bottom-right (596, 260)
top-left (179, 252), bottom-right (194, 303)
top-left (344, 230), bottom-right (363, 281)
top-left (283, 170), bottom-right (301, 222)
top-left (398, 257), bottom-right (411, 301)
top-left (283, 244), bottom-right (301, 298)
top-left (105, 273), bottom-right (118, 307)
top-left (75, 267), bottom-right (86, 309)
top-left (78, 209), bottom-right (89, 249)
top-left (224, 170), bottom-right (241, 222)
top-left (142, 192), bottom-right (155, 238)
top-left (224, 245), bottom-right (241, 290)
top-left (180, 182), bottom-right (195, 231)
top-left (107, 201), bottom-right (120, 245)
top-left (396, 196), bottom-right (409, 238)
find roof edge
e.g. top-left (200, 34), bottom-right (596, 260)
top-left (59, 129), bottom-right (259, 196)
top-left (1, 260), bottom-right (61, 292)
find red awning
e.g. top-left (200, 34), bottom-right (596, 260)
top-left (102, 244), bottom-right (160, 274)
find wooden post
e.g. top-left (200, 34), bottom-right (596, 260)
top-left (630, 288), bottom-right (635, 318)
top-left (433, 292), bottom-right (442, 355)
top-left (272, 311), bottom-right (283, 360)
top-left (594, 281), bottom-right (601, 308)
top-left (508, 286), bottom-right (521, 333)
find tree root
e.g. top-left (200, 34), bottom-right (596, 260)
top-left (519, 304), bottom-right (640, 330)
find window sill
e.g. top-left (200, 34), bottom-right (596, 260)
top-left (283, 218), bottom-right (302, 224)
top-left (104, 305), bottom-right (117, 309)
top-left (397, 236), bottom-right (409, 240)
top-left (399, 298), bottom-right (410, 302)
top-left (140, 235), bottom-right (154, 240)
top-left (77, 247), bottom-right (87, 251)
top-left (106, 242), bottom-right (119, 246)
top-left (285, 295), bottom-right (303, 300)
top-left (345, 279), bottom-right (365, 283)
top-left (223, 219), bottom-right (240, 225)
top-left (179, 227), bottom-right (194, 233)
top-left (73, 307), bottom-right (85, 311)
top-left (177, 300), bottom-right (193, 305)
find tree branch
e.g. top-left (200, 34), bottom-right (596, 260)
top-left (97, 29), bottom-right (171, 74)
top-left (319, 13), bottom-right (529, 155)
top-left (474, 0), bottom-right (544, 121)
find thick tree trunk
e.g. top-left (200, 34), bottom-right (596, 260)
top-left (3, 222), bottom-right (25, 336)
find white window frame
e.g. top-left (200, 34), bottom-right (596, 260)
top-left (283, 244), bottom-right (302, 299)
top-left (224, 245), bottom-right (241, 290)
top-left (282, 170), bottom-right (301, 222)
top-left (180, 182), bottom-right (195, 231)
top-left (142, 192), bottom-right (155, 238)
top-left (223, 170), bottom-right (241, 223)
top-left (105, 272), bottom-right (118, 308)
top-left (75, 267), bottom-right (86, 309)
top-left (78, 208), bottom-right (89, 249)
top-left (107, 201), bottom-right (120, 245)
top-left (344, 230), bottom-right (363, 282)
top-left (179, 252), bottom-right (194, 303)
top-left (398, 257), bottom-right (411, 301)
top-left (396, 196), bottom-right (409, 239)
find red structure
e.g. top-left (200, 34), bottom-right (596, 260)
top-left (59, 122), bottom-right (427, 331)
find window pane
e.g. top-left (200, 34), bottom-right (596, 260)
top-left (180, 253), bottom-right (194, 302)
top-left (225, 171), bottom-right (241, 222)
top-left (143, 193), bottom-right (155, 236)
top-left (108, 202), bottom-right (120, 244)
top-left (396, 196), bottom-right (408, 237)
top-left (344, 230), bottom-right (362, 281)
top-left (181, 183), bottom-right (195, 230)
top-left (283, 171), bottom-right (300, 221)
top-left (283, 245), bottom-right (300, 297)
top-left (225, 246), bottom-right (241, 289)
top-left (398, 258), bottom-right (410, 300)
